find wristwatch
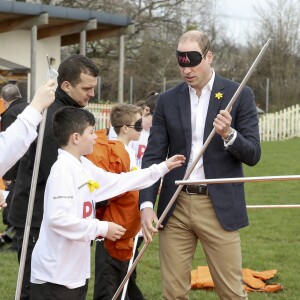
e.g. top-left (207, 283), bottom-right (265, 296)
top-left (223, 128), bottom-right (235, 143)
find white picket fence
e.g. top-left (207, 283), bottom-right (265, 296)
top-left (86, 103), bottom-right (113, 130)
top-left (86, 103), bottom-right (300, 142)
top-left (259, 104), bottom-right (300, 141)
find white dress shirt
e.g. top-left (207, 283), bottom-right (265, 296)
top-left (187, 70), bottom-right (215, 181)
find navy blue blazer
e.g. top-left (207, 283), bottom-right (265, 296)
top-left (139, 74), bottom-right (261, 231)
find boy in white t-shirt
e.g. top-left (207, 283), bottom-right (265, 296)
top-left (30, 106), bottom-right (185, 300)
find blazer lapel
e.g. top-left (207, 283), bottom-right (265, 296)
top-left (178, 84), bottom-right (192, 157)
top-left (204, 74), bottom-right (225, 141)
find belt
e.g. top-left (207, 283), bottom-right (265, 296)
top-left (182, 185), bottom-right (209, 195)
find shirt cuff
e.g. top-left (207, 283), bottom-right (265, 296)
top-left (140, 201), bottom-right (154, 210)
top-left (223, 129), bottom-right (237, 147)
top-left (19, 106), bottom-right (43, 127)
top-left (98, 220), bottom-right (108, 237)
top-left (157, 161), bottom-right (169, 175)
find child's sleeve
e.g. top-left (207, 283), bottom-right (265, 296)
top-left (91, 159), bottom-right (169, 202)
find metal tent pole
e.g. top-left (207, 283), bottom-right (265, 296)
top-left (15, 109), bottom-right (47, 300)
top-left (175, 175), bottom-right (300, 185)
top-left (15, 57), bottom-right (57, 300)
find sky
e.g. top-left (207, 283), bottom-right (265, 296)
top-left (216, 0), bottom-right (270, 44)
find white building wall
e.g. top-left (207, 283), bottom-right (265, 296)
top-left (0, 30), bottom-right (61, 98)
top-left (36, 36), bottom-right (61, 86)
top-left (0, 30), bottom-right (31, 67)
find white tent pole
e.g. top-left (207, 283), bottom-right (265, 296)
top-left (15, 56), bottom-right (56, 300)
top-left (15, 109), bottom-right (47, 300)
top-left (120, 232), bottom-right (140, 300)
top-left (247, 205), bottom-right (300, 208)
top-left (175, 175), bottom-right (300, 185)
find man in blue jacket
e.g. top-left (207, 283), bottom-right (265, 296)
top-left (140, 30), bottom-right (260, 299)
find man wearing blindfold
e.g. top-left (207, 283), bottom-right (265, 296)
top-left (140, 30), bottom-right (260, 299)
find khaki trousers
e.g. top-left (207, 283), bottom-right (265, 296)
top-left (159, 191), bottom-right (248, 300)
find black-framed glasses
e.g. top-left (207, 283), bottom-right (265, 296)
top-left (114, 118), bottom-right (143, 132)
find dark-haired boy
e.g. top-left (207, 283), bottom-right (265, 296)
top-left (9, 54), bottom-right (100, 299)
top-left (30, 107), bottom-right (185, 300)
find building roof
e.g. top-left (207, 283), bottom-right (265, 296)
top-left (0, 1), bottom-right (133, 46)
top-left (0, 58), bottom-right (30, 72)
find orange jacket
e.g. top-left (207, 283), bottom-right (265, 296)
top-left (86, 129), bottom-right (141, 261)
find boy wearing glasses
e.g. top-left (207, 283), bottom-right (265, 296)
top-left (87, 104), bottom-right (145, 300)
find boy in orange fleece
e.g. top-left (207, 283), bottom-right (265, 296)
top-left (87, 104), bottom-right (145, 299)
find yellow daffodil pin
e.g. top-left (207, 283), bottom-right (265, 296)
top-left (87, 180), bottom-right (100, 192)
top-left (131, 166), bottom-right (138, 171)
top-left (215, 92), bottom-right (223, 100)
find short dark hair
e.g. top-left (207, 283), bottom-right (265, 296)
top-left (145, 91), bottom-right (159, 115)
top-left (57, 54), bottom-right (99, 86)
top-left (53, 107), bottom-right (95, 147)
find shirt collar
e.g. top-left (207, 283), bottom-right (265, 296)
top-left (188, 68), bottom-right (215, 95)
top-left (57, 149), bottom-right (84, 170)
top-left (55, 86), bottom-right (84, 108)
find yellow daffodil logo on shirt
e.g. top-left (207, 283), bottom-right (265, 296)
top-left (215, 92), bottom-right (223, 100)
top-left (131, 166), bottom-right (138, 171)
top-left (87, 180), bottom-right (100, 192)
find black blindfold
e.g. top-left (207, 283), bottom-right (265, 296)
top-left (176, 50), bottom-right (203, 67)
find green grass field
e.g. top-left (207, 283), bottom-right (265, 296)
top-left (1, 138), bottom-right (299, 299)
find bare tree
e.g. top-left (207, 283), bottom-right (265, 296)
top-left (55, 0), bottom-right (189, 101)
top-left (35, 0), bottom-right (251, 103)
top-left (249, 0), bottom-right (300, 110)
